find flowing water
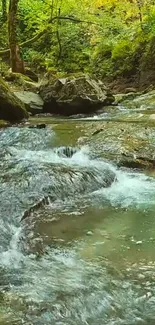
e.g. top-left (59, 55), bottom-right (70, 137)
top-left (1, 119), bottom-right (155, 324)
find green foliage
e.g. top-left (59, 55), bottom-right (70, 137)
top-left (139, 35), bottom-right (155, 71)
top-left (1, 0), bottom-right (155, 83)
top-left (0, 22), bottom-right (8, 49)
top-left (0, 59), bottom-right (9, 76)
top-left (111, 39), bottom-right (135, 75)
top-left (90, 41), bottom-right (113, 78)
top-left (23, 49), bottom-right (46, 71)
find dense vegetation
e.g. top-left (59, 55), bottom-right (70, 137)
top-left (1, 0), bottom-right (155, 89)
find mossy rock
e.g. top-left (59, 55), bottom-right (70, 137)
top-left (4, 72), bottom-right (32, 84)
top-left (0, 77), bottom-right (29, 121)
top-left (0, 119), bottom-right (9, 128)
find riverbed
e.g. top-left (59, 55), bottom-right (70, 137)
top-left (1, 111), bottom-right (155, 324)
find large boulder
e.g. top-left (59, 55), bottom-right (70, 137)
top-left (0, 78), bottom-right (29, 121)
top-left (39, 75), bottom-right (114, 116)
top-left (14, 91), bottom-right (43, 115)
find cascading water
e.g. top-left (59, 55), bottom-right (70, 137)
top-left (0, 125), bottom-right (155, 324)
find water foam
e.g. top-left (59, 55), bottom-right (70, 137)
top-left (6, 144), bottom-right (155, 209)
top-left (0, 225), bottom-right (24, 268)
top-left (93, 167), bottom-right (155, 208)
top-left (7, 145), bottom-right (111, 170)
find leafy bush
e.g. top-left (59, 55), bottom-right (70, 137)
top-left (23, 49), bottom-right (46, 71)
top-left (111, 39), bottom-right (136, 76)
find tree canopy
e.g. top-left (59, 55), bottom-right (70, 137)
top-left (0, 0), bottom-right (155, 83)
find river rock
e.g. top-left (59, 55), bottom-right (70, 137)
top-left (116, 89), bottom-right (155, 109)
top-left (0, 78), bottom-right (29, 121)
top-left (84, 115), bottom-right (155, 170)
top-left (14, 91), bottom-right (43, 115)
top-left (39, 75), bottom-right (114, 116)
top-left (28, 123), bottom-right (46, 129)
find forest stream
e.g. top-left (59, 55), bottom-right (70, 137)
top-left (1, 101), bottom-right (155, 325)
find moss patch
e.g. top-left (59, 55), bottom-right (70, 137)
top-left (0, 77), bottom-right (29, 122)
top-left (0, 120), bottom-right (9, 128)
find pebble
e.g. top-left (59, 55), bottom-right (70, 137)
top-left (29, 123), bottom-right (46, 129)
top-left (86, 231), bottom-right (93, 236)
top-left (136, 241), bottom-right (143, 245)
top-left (138, 274), bottom-right (145, 280)
top-left (149, 114), bottom-right (155, 119)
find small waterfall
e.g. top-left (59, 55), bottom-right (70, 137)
top-left (55, 146), bottom-right (78, 158)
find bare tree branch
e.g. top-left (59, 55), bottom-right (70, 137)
top-left (49, 15), bottom-right (99, 25)
top-left (0, 15), bottom-right (99, 55)
top-left (0, 29), bottom-right (54, 54)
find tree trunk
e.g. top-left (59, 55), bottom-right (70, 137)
top-left (2, 0), bottom-right (7, 22)
top-left (8, 0), bottom-right (25, 73)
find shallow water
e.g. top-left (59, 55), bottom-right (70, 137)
top-left (0, 121), bottom-right (155, 324)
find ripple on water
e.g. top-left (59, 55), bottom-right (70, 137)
top-left (0, 126), bottom-right (155, 324)
top-left (1, 248), bottom-right (155, 325)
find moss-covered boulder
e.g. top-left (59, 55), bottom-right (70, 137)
top-left (0, 78), bottom-right (29, 121)
top-left (4, 71), bottom-right (32, 83)
top-left (3, 72), bottom-right (39, 92)
top-left (0, 120), bottom-right (9, 128)
top-left (39, 75), bottom-right (114, 116)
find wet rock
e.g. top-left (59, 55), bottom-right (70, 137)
top-left (77, 136), bottom-right (88, 145)
top-left (0, 78), bottom-right (29, 121)
top-left (36, 123), bottom-right (46, 129)
top-left (92, 128), bottom-right (104, 136)
top-left (39, 75), bottom-right (115, 116)
top-left (136, 241), bottom-right (143, 245)
top-left (119, 89), bottom-right (155, 109)
top-left (118, 156), bottom-right (155, 169)
top-left (115, 92), bottom-right (140, 104)
top-left (86, 231), bottom-right (93, 236)
top-left (21, 196), bottom-right (52, 221)
top-left (20, 167), bottom-right (115, 222)
top-left (14, 91), bottom-right (43, 115)
top-left (138, 274), bottom-right (145, 280)
top-left (28, 123), bottom-right (46, 129)
top-left (85, 119), bottom-right (155, 170)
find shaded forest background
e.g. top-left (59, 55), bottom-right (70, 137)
top-left (1, 0), bottom-right (155, 90)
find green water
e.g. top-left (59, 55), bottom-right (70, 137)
top-left (0, 118), bottom-right (155, 324)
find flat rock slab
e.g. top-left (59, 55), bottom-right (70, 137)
top-left (14, 91), bottom-right (43, 115)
